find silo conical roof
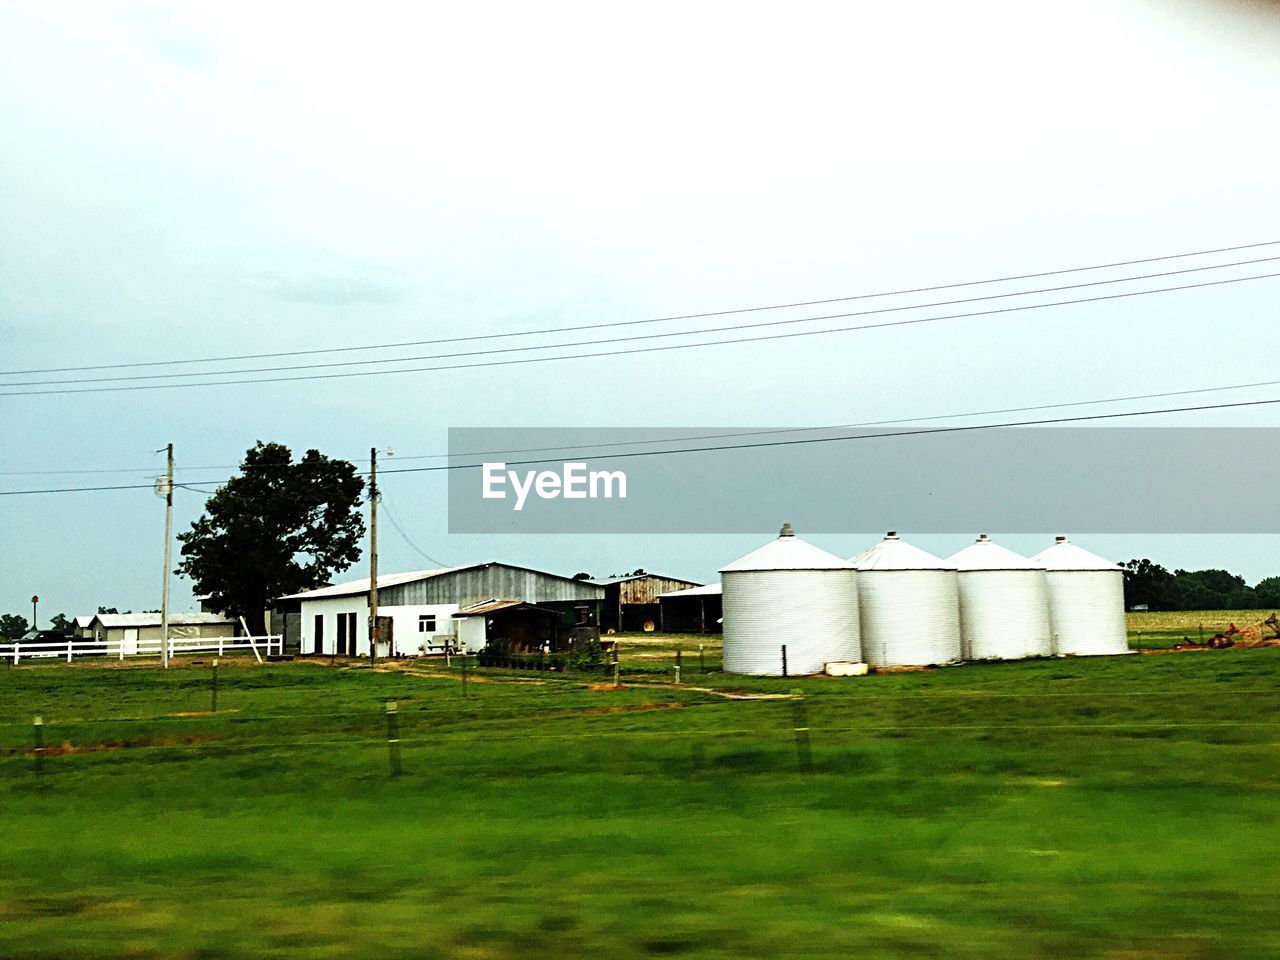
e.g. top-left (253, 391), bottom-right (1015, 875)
top-left (948, 534), bottom-right (1038, 571)
top-left (1031, 536), bottom-right (1121, 572)
top-left (720, 523), bottom-right (851, 572)
top-left (850, 532), bottom-right (953, 570)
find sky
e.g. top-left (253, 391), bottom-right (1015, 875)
top-left (3, 0), bottom-right (1280, 623)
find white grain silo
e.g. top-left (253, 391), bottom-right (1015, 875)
top-left (720, 523), bottom-right (860, 676)
top-left (1031, 536), bottom-right (1129, 656)
top-left (947, 534), bottom-right (1053, 661)
top-left (850, 532), bottom-right (961, 667)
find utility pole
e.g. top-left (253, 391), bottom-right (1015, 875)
top-left (159, 442), bottom-right (174, 670)
top-left (368, 446), bottom-right (378, 666)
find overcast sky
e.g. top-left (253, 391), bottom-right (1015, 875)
top-left (3, 0), bottom-right (1280, 622)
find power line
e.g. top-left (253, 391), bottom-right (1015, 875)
top-left (374, 394), bottom-right (1280, 476)
top-left (176, 482), bottom-right (221, 495)
top-left (5, 391), bottom-right (1280, 495)
top-left (3, 237), bottom-right (1277, 377)
top-left (379, 496), bottom-right (448, 567)
top-left (5, 374), bottom-right (1280, 477)
top-left (385, 377), bottom-right (1280, 463)
top-left (7, 255), bottom-right (1280, 388)
top-left (4, 269), bottom-right (1279, 397)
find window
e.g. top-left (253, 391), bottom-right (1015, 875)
top-left (418, 615), bottom-right (437, 633)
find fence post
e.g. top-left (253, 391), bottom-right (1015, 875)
top-left (211, 658), bottom-right (219, 713)
top-left (219, 636), bottom-right (224, 656)
top-left (66, 639), bottom-right (73, 663)
top-left (240, 617), bottom-right (263, 663)
top-left (782, 644), bottom-right (788, 678)
top-left (613, 660), bottom-right (621, 688)
top-left (385, 700), bottom-right (402, 777)
top-left (699, 644), bottom-right (705, 673)
top-left (118, 638), bottom-right (124, 661)
top-left (14, 641), bottom-right (20, 666)
top-left (674, 664), bottom-right (681, 685)
top-left (33, 716), bottom-right (43, 778)
top-left (790, 689), bottom-right (812, 772)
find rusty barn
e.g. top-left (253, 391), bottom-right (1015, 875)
top-left (593, 572), bottom-right (703, 633)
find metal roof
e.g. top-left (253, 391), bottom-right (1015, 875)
top-left (280, 561), bottom-right (598, 601)
top-left (656, 582), bottom-right (722, 598)
top-left (90, 612), bottom-right (235, 629)
top-left (452, 599), bottom-right (563, 618)
top-left (74, 615), bottom-right (95, 628)
top-left (278, 566), bottom-right (462, 600)
top-left (1031, 536), bottom-right (1122, 572)
top-left (720, 523), bottom-right (852, 572)
top-left (850, 532), bottom-right (954, 571)
top-left (947, 534), bottom-right (1039, 571)
top-left (590, 573), bottom-right (702, 587)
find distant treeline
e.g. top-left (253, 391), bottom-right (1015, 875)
top-left (1123, 560), bottom-right (1280, 611)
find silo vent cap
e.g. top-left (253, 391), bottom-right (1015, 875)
top-left (779, 522), bottom-right (795, 538)
top-left (885, 531), bottom-right (900, 540)
top-left (1055, 535), bottom-right (1068, 543)
top-left (976, 533), bottom-right (990, 542)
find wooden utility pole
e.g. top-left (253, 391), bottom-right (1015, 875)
top-left (368, 447), bottom-right (378, 666)
top-left (160, 442), bottom-right (173, 670)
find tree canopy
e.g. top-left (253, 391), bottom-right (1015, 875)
top-left (0, 614), bottom-right (28, 639)
top-left (177, 442), bottom-right (365, 634)
top-left (1122, 559), bottom-right (1276, 611)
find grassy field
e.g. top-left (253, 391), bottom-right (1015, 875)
top-left (1125, 610), bottom-right (1280, 650)
top-left (2, 646), bottom-right (1279, 959)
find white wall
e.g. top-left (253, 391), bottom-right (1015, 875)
top-left (301, 596), bottom-right (366, 655)
top-left (385, 603), bottom-right (461, 655)
top-left (457, 616), bottom-right (487, 653)
top-left (300, 596), bottom-right (460, 656)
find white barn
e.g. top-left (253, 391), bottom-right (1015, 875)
top-left (282, 562), bottom-right (605, 657)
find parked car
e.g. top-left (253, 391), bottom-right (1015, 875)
top-left (11, 629), bottom-right (72, 658)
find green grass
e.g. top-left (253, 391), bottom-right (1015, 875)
top-left (2, 649), bottom-right (1279, 959)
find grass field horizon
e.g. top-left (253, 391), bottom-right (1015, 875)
top-left (2, 635), bottom-right (1278, 959)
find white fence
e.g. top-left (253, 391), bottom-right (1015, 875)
top-left (1, 635), bottom-right (284, 665)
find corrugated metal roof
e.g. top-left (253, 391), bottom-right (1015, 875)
top-left (947, 534), bottom-right (1038, 571)
top-left (590, 573), bottom-right (701, 586)
top-left (279, 566), bottom-right (469, 600)
top-left (280, 561), bottom-right (600, 601)
top-left (850, 532), bottom-right (954, 571)
top-left (452, 599), bottom-right (524, 617)
top-left (452, 599), bottom-right (563, 617)
top-left (91, 612), bottom-right (235, 628)
top-left (719, 524), bottom-right (851, 572)
top-left (1031, 536), bottom-right (1122, 572)
top-left (656, 582), bottom-right (722, 598)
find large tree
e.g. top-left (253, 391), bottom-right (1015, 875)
top-left (1121, 559), bottom-right (1175, 610)
top-left (178, 442), bottom-right (366, 634)
top-left (0, 614), bottom-right (29, 639)
top-left (1255, 577), bottom-right (1280, 609)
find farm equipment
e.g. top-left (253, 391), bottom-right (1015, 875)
top-left (1203, 617), bottom-right (1279, 648)
top-left (1207, 624), bottom-right (1241, 648)
top-left (1172, 615), bottom-right (1280, 651)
